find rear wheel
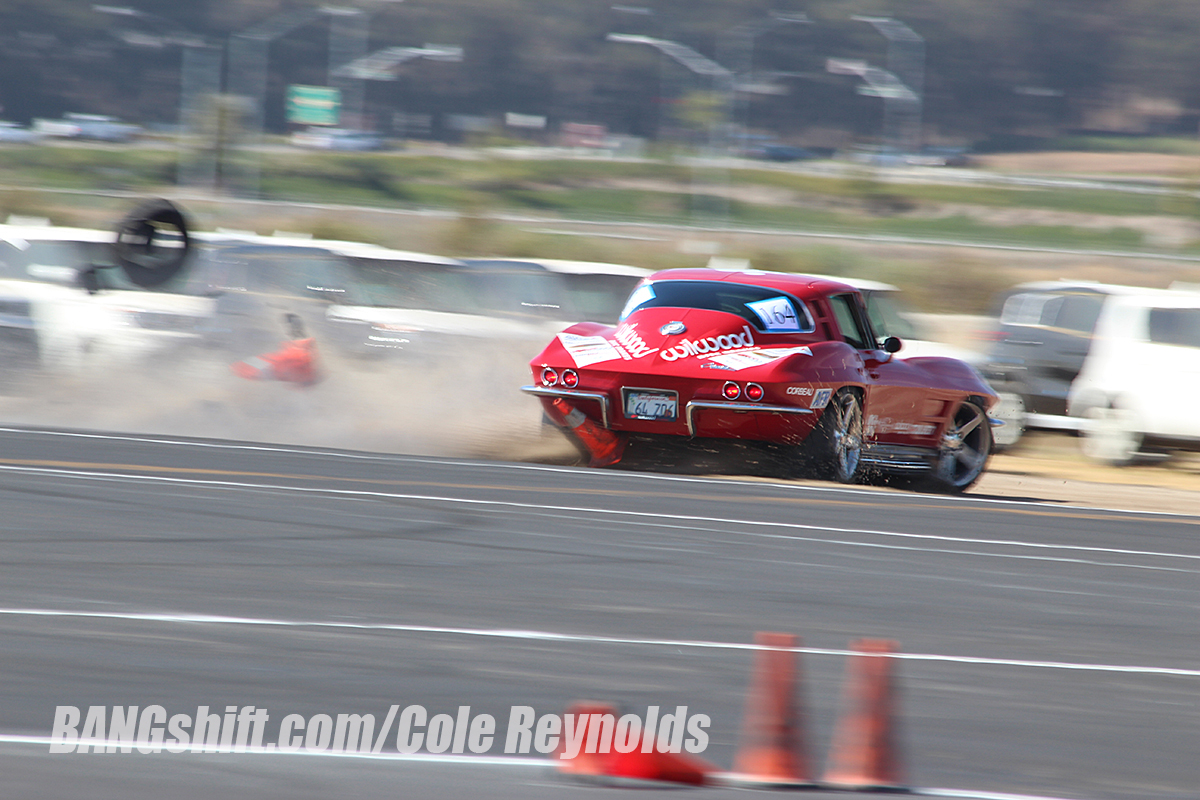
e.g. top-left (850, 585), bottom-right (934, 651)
top-left (1080, 406), bottom-right (1142, 466)
top-left (796, 389), bottom-right (864, 483)
top-left (928, 399), bottom-right (992, 493)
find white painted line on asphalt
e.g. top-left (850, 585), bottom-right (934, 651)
top-left (2, 425), bottom-right (1198, 520)
top-left (917, 789), bottom-right (1089, 800)
top-left (3, 607), bottom-right (1199, 678)
top-left (0, 427), bottom-right (381, 459)
top-left (0, 736), bottom-right (1093, 800)
top-left (0, 463), bottom-right (1196, 572)
top-left (0, 733), bottom-right (554, 765)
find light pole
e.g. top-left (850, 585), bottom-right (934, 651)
top-left (321, 0), bottom-right (409, 130)
top-left (853, 16), bottom-right (924, 154)
top-left (717, 13), bottom-right (809, 154)
top-left (333, 44), bottom-right (464, 140)
top-left (611, 5), bottom-right (676, 143)
top-left (333, 45), bottom-right (465, 80)
top-left (606, 33), bottom-right (734, 152)
top-left (607, 33), bottom-right (737, 226)
top-left (325, 7), bottom-right (369, 129)
top-left (227, 8), bottom-right (327, 153)
top-left (92, 4), bottom-right (206, 47)
top-left (227, 6), bottom-right (380, 196)
top-left (92, 5), bottom-right (221, 189)
top-left (826, 57), bottom-right (917, 162)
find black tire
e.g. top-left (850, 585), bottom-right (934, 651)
top-left (1080, 405), bottom-right (1142, 466)
top-left (113, 199), bottom-right (192, 287)
top-left (795, 389), bottom-right (864, 483)
top-left (926, 399), bottom-right (992, 493)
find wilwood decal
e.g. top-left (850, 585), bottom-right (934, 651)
top-left (660, 326), bottom-right (756, 362)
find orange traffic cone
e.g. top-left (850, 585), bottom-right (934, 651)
top-left (547, 397), bottom-right (626, 467)
top-left (822, 639), bottom-right (907, 791)
top-left (607, 742), bottom-right (715, 786)
top-left (231, 338), bottom-right (319, 386)
top-left (556, 702), bottom-right (716, 787)
top-left (729, 631), bottom-right (815, 787)
top-left (555, 703), bottom-right (617, 780)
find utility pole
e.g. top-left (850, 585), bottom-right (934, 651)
top-left (853, 16), bottom-right (925, 154)
top-left (92, 5), bottom-right (221, 190)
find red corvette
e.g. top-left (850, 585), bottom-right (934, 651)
top-left (523, 268), bottom-right (999, 491)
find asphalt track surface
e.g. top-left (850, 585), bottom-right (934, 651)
top-left (0, 425), bottom-right (1197, 800)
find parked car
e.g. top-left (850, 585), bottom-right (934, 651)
top-left (0, 122), bottom-right (40, 144)
top-left (754, 144), bottom-right (819, 162)
top-left (977, 280), bottom-right (1160, 448)
top-left (461, 259), bottom-right (651, 325)
top-left (180, 238), bottom-right (371, 360)
top-left (328, 257), bottom-right (651, 359)
top-left (0, 221), bottom-right (210, 377)
top-left (1067, 290), bottom-right (1200, 465)
top-left (170, 235), bottom-right (483, 367)
top-left (32, 113), bottom-right (141, 142)
top-left (291, 127), bottom-right (388, 151)
top-left (523, 268), bottom-right (999, 491)
top-left (0, 222), bottom-right (442, 381)
top-left (845, 145), bottom-right (973, 167)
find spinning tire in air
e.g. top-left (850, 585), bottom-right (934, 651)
top-left (112, 198), bottom-right (192, 288)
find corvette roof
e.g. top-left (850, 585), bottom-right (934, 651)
top-left (646, 268), bottom-right (860, 298)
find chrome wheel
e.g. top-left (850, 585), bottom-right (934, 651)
top-left (828, 391), bottom-right (864, 482)
top-left (790, 389), bottom-right (864, 483)
top-left (933, 400), bottom-right (992, 492)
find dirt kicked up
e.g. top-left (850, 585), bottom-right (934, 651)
top-left (1, 346), bottom-right (1197, 516)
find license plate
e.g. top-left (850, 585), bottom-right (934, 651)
top-left (625, 390), bottom-right (678, 421)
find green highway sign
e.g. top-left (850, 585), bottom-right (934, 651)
top-left (286, 85), bottom-right (341, 126)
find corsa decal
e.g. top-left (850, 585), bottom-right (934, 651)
top-left (661, 326), bottom-right (757, 362)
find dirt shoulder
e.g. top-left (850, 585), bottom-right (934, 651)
top-left (753, 431), bottom-right (1200, 516)
top-left (976, 151), bottom-right (1200, 178)
top-left (972, 469), bottom-right (1200, 516)
top-left (970, 432), bottom-right (1200, 515)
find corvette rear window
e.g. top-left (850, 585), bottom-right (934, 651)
top-left (618, 280), bottom-right (815, 333)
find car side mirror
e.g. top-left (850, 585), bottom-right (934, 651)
top-left (77, 266), bottom-right (102, 295)
top-left (882, 336), bottom-right (902, 354)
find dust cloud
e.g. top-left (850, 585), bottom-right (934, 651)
top-left (0, 337), bottom-right (581, 465)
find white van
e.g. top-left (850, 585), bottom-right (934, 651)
top-left (1067, 289), bottom-right (1200, 464)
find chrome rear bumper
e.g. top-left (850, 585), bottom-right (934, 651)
top-left (684, 400), bottom-right (813, 437)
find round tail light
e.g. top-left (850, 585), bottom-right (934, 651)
top-left (561, 369), bottom-right (579, 388)
top-left (540, 367), bottom-right (559, 386)
top-left (745, 383), bottom-right (765, 401)
top-left (722, 381), bottom-right (741, 400)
